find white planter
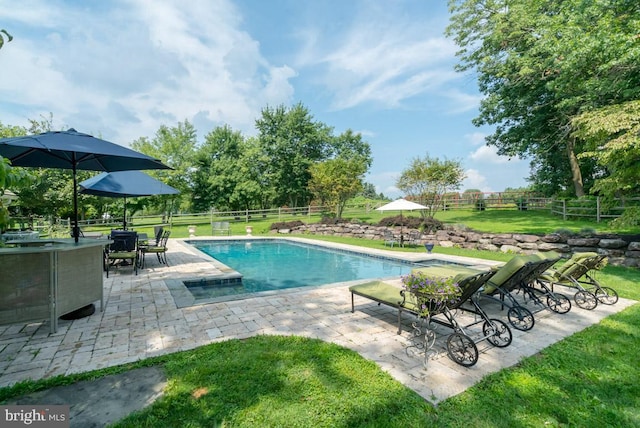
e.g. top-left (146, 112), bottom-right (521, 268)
top-left (245, 226), bottom-right (253, 236)
top-left (188, 225), bottom-right (197, 237)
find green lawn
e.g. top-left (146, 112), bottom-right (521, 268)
top-left (7, 212), bottom-right (638, 426)
top-left (87, 206), bottom-right (640, 239)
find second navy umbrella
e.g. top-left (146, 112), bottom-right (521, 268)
top-left (80, 170), bottom-right (179, 230)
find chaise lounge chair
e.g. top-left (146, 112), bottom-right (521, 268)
top-left (350, 269), bottom-right (512, 367)
top-left (538, 252), bottom-right (618, 308)
top-left (477, 252), bottom-right (571, 331)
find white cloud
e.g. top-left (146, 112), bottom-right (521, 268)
top-left (463, 169), bottom-right (492, 192)
top-left (441, 89), bottom-right (483, 114)
top-left (465, 132), bottom-right (487, 146)
top-left (295, 5), bottom-right (461, 111)
top-left (469, 145), bottom-right (520, 164)
top-left (0, 0), bottom-right (297, 144)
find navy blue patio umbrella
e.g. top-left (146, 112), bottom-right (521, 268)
top-left (80, 170), bottom-right (179, 230)
top-left (0, 128), bottom-right (170, 242)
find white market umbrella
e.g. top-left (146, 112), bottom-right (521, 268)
top-left (376, 198), bottom-right (428, 245)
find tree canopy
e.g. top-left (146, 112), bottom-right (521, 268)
top-left (446, 0), bottom-right (640, 197)
top-left (396, 154), bottom-right (465, 218)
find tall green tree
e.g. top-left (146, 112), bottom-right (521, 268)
top-left (446, 0), bottom-right (640, 197)
top-left (255, 103), bottom-right (332, 208)
top-left (329, 129), bottom-right (373, 170)
top-left (573, 100), bottom-right (640, 197)
top-left (132, 120), bottom-right (197, 214)
top-left (309, 158), bottom-right (367, 219)
top-left (396, 154), bottom-right (465, 217)
top-left (192, 125), bottom-right (263, 212)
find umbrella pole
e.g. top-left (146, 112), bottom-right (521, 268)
top-left (72, 161), bottom-right (79, 243)
top-left (400, 211), bottom-right (404, 247)
top-left (123, 196), bottom-right (127, 230)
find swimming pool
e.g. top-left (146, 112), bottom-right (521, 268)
top-left (180, 239), bottom-right (436, 303)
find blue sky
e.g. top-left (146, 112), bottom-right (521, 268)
top-left (0, 0), bottom-right (529, 198)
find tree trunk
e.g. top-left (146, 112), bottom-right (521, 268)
top-left (567, 138), bottom-right (585, 197)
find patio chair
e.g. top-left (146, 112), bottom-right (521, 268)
top-left (153, 226), bottom-right (164, 244)
top-left (382, 229), bottom-right (398, 247)
top-left (404, 230), bottom-right (422, 247)
top-left (538, 252), bottom-right (618, 308)
top-left (212, 221), bottom-right (231, 236)
top-left (105, 230), bottom-right (138, 277)
top-left (141, 230), bottom-right (171, 268)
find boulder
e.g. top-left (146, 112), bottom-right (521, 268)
top-left (598, 238), bottom-right (627, 249)
top-left (627, 242), bottom-right (640, 251)
top-left (500, 245), bottom-right (523, 254)
top-left (567, 237), bottom-right (600, 247)
top-left (513, 234), bottom-right (540, 243)
top-left (541, 233), bottom-right (564, 243)
top-left (538, 242), bottom-right (571, 252)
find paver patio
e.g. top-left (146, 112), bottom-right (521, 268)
top-left (0, 236), bottom-right (635, 404)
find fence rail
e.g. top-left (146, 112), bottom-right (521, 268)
top-left (549, 197), bottom-right (640, 222)
top-left (7, 195), bottom-right (639, 235)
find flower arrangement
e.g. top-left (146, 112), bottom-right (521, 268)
top-left (401, 272), bottom-right (462, 316)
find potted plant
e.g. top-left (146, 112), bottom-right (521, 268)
top-left (401, 272), bottom-right (462, 316)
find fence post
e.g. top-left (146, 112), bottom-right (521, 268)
top-left (563, 200), bottom-right (567, 221)
top-left (596, 196), bottom-right (601, 223)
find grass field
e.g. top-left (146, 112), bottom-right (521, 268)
top-left (77, 205), bottom-right (640, 239)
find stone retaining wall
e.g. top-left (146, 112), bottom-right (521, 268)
top-left (274, 222), bottom-right (640, 267)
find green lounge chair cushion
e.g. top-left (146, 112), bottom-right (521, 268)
top-left (349, 281), bottom-right (419, 312)
top-left (108, 251), bottom-right (136, 259)
top-left (541, 251), bottom-right (598, 283)
top-left (411, 265), bottom-right (481, 280)
top-left (483, 254), bottom-right (544, 294)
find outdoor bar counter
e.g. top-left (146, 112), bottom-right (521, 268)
top-left (0, 238), bottom-right (105, 333)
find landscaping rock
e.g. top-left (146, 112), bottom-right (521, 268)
top-left (541, 233), bottom-right (564, 243)
top-left (598, 238), bottom-right (627, 249)
top-left (513, 234), bottom-right (540, 243)
top-left (567, 237), bottom-right (600, 247)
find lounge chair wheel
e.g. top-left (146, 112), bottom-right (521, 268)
top-left (595, 287), bottom-right (618, 305)
top-left (507, 306), bottom-right (535, 331)
top-left (547, 293), bottom-right (571, 314)
top-left (446, 333), bottom-right (478, 367)
top-left (483, 319), bottom-right (512, 348)
top-left (574, 290), bottom-right (598, 310)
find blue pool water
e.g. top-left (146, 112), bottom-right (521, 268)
top-left (187, 240), bottom-right (422, 299)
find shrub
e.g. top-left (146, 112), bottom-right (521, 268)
top-left (377, 216), bottom-right (443, 232)
top-left (319, 217), bottom-right (351, 225)
top-left (516, 197), bottom-right (528, 211)
top-left (269, 220), bottom-right (304, 230)
top-left (422, 217), bottom-right (444, 233)
top-left (553, 228), bottom-right (576, 237)
top-left (610, 207), bottom-right (640, 230)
